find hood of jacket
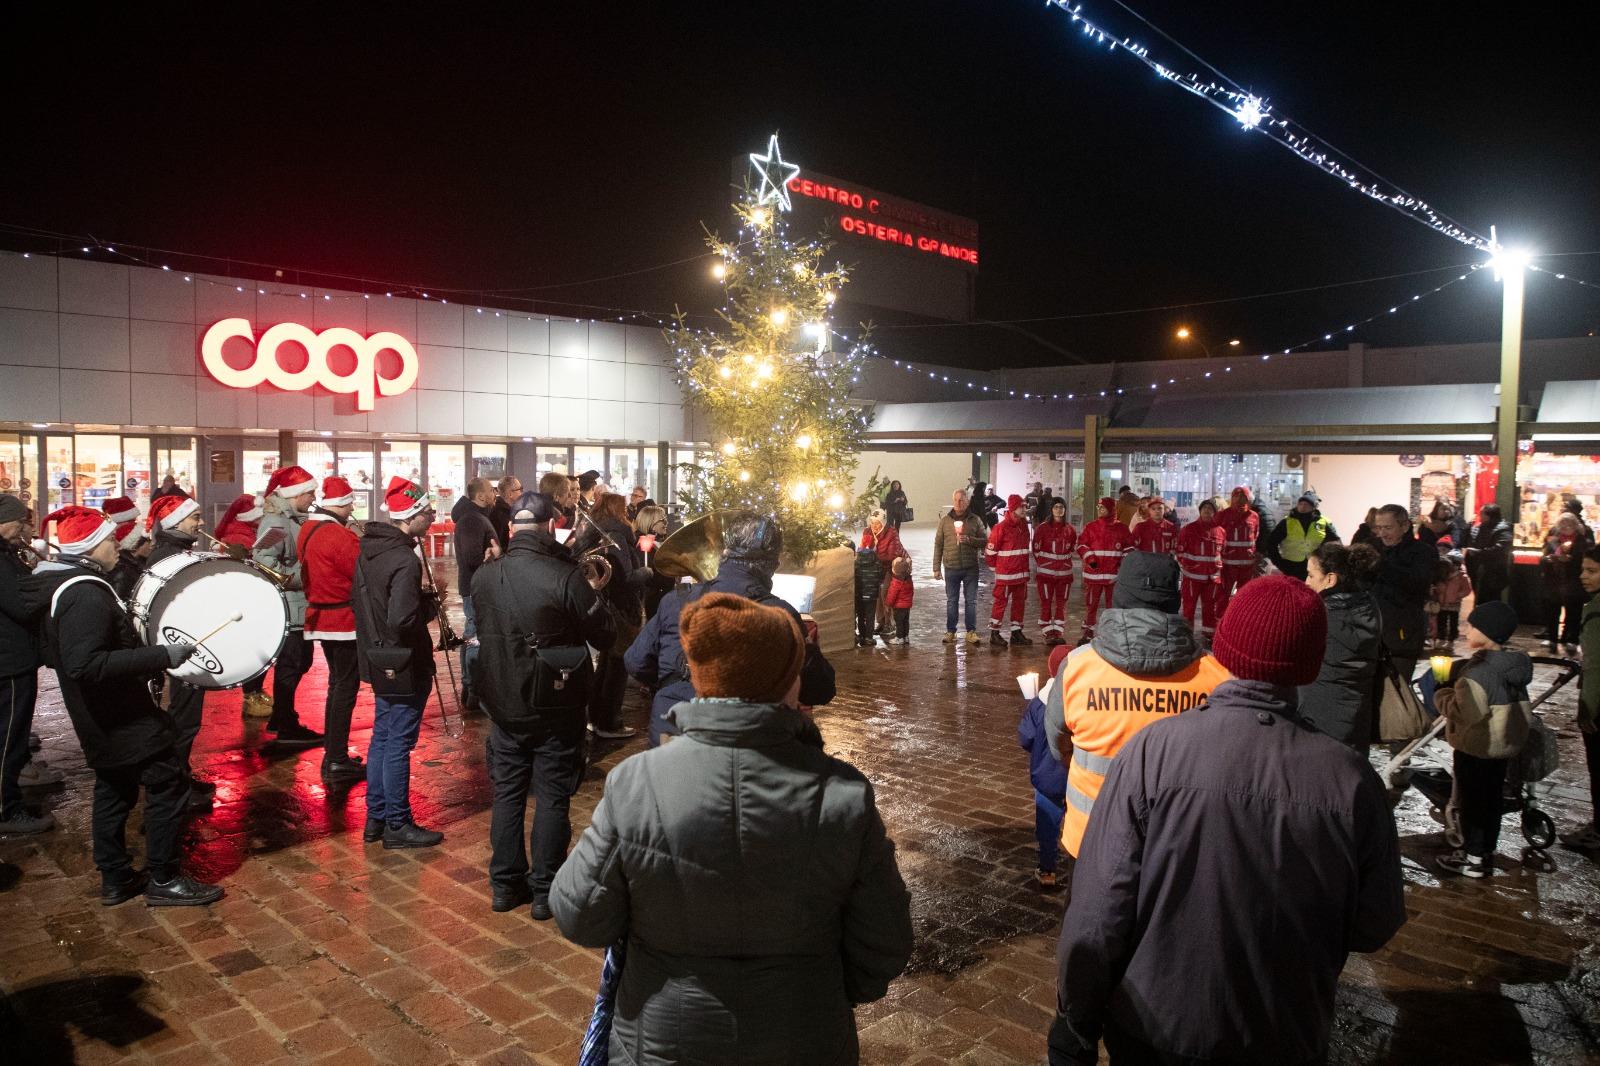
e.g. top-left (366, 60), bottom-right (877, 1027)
top-left (1321, 582), bottom-right (1376, 617)
top-left (666, 699), bottom-right (825, 750)
top-left (360, 520), bottom-right (416, 561)
top-left (1465, 647), bottom-right (1534, 693)
top-left (709, 559), bottom-right (774, 600)
top-left (1091, 607), bottom-right (1201, 675)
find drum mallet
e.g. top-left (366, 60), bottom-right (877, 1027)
top-left (191, 612), bottom-right (245, 648)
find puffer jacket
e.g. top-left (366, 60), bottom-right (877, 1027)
top-left (1367, 532), bottom-right (1436, 661)
top-left (351, 521), bottom-right (436, 696)
top-left (254, 500), bottom-right (307, 627)
top-left (1077, 517), bottom-right (1133, 584)
top-left (1033, 519), bottom-right (1077, 579)
top-left (1434, 648), bottom-right (1534, 759)
top-left (1297, 584), bottom-right (1382, 748)
top-left (550, 699), bottom-right (914, 1066)
top-left (985, 511), bottom-right (1032, 585)
top-left (1176, 517), bottom-right (1224, 583)
top-left (0, 548), bottom-right (38, 676)
top-left (932, 508), bottom-right (987, 573)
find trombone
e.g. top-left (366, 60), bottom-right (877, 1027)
top-left (568, 508), bottom-right (621, 590)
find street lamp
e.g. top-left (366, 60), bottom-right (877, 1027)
top-left (1486, 226), bottom-right (1533, 543)
top-left (1174, 327), bottom-right (1212, 358)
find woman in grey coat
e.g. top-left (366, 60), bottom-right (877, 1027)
top-left (552, 591), bottom-right (914, 1065)
top-left (1298, 541), bottom-right (1383, 747)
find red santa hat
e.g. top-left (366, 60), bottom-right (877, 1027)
top-left (100, 496), bottom-right (139, 525)
top-left (47, 506), bottom-right (114, 555)
top-left (219, 493), bottom-right (263, 532)
top-left (384, 476), bottom-right (432, 520)
top-left (319, 476), bottom-right (356, 507)
top-left (146, 493), bottom-right (199, 532)
top-left (266, 465), bottom-right (316, 499)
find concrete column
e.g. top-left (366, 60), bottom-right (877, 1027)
top-left (1082, 414), bottom-right (1102, 519)
top-left (1347, 343), bottom-right (1365, 388)
top-left (278, 429), bottom-right (297, 468)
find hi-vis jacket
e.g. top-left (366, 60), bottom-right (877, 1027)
top-left (1032, 520), bottom-right (1078, 579)
top-left (985, 512), bottom-right (1032, 584)
top-left (1176, 517), bottom-right (1225, 583)
top-left (1046, 608), bottom-right (1230, 857)
top-left (1077, 517), bottom-right (1134, 584)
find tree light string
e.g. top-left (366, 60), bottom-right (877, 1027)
top-left (1528, 264), bottom-right (1600, 295)
top-left (1042, 1), bottom-right (1489, 250)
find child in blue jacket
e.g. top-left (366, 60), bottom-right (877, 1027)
top-left (1018, 645), bottom-right (1072, 886)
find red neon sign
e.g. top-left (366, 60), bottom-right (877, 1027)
top-left (200, 318), bottom-right (418, 411)
top-left (787, 174), bottom-right (979, 267)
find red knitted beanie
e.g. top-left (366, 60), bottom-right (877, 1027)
top-left (1211, 575), bottom-right (1327, 686)
top-left (680, 591), bottom-right (805, 704)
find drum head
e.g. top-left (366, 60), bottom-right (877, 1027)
top-left (139, 555), bottom-right (289, 689)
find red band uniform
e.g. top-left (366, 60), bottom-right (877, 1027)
top-left (1077, 497), bottom-right (1133, 641)
top-left (1216, 486), bottom-right (1260, 616)
top-left (985, 495), bottom-right (1033, 640)
top-left (1033, 507), bottom-right (1077, 643)
top-left (1177, 504), bottom-right (1226, 638)
top-left (297, 477), bottom-right (365, 778)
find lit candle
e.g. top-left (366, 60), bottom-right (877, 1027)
top-left (1429, 655), bottom-right (1453, 684)
top-left (1017, 672), bottom-right (1040, 700)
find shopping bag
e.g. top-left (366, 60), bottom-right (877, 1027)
top-left (1371, 653), bottom-right (1431, 742)
top-left (579, 940), bottom-right (626, 1066)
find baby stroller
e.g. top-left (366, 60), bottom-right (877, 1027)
top-left (1382, 656), bottom-right (1580, 853)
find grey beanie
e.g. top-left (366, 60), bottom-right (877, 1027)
top-left (1112, 551), bottom-right (1182, 614)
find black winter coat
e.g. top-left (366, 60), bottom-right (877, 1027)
top-left (469, 530), bottom-right (615, 734)
top-left (352, 522), bottom-right (436, 696)
top-left (146, 527), bottom-right (198, 568)
top-left (452, 496), bottom-right (499, 595)
top-left (1, 548), bottom-right (38, 676)
top-left (22, 559), bottom-right (175, 769)
top-left (1466, 520), bottom-right (1513, 583)
top-left (625, 560), bottom-right (836, 730)
top-left (1050, 679), bottom-right (1405, 1066)
top-left (1297, 584), bottom-right (1382, 747)
top-left (1367, 532), bottom-right (1436, 661)
top-left (108, 548), bottom-right (145, 601)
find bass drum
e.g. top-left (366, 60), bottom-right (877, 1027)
top-left (130, 551), bottom-right (289, 690)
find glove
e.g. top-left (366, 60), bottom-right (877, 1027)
top-left (165, 643), bottom-right (198, 668)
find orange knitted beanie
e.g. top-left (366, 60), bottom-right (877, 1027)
top-left (680, 591), bottom-right (805, 703)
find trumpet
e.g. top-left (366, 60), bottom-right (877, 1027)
top-left (568, 509), bottom-right (619, 591)
top-left (9, 538), bottom-right (54, 568)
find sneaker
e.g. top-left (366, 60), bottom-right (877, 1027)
top-left (1436, 849), bottom-right (1491, 878)
top-left (1035, 869), bottom-right (1058, 888)
top-left (18, 761), bottom-right (65, 788)
top-left (0, 806), bottom-right (55, 836)
top-left (268, 723), bottom-right (324, 748)
top-left (241, 691), bottom-right (273, 718)
top-left (1559, 826), bottom-right (1600, 851)
top-left (943, 631), bottom-right (956, 644)
top-left (530, 895), bottom-right (554, 922)
top-left (965, 631), bottom-right (980, 645)
top-left (990, 631), bottom-right (1008, 648)
top-left (101, 871), bottom-right (148, 907)
top-left (146, 874), bottom-right (225, 907)
top-left (382, 821), bottom-right (444, 849)
top-left (1009, 631), bottom-right (1034, 647)
top-left (593, 725), bottom-right (637, 739)
top-left (321, 757), bottom-right (367, 784)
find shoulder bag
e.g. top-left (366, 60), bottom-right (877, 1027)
top-left (1370, 644), bottom-right (1430, 743)
top-left (495, 565), bottom-right (593, 712)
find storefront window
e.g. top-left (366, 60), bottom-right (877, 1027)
top-left (671, 448), bottom-right (699, 509)
top-left (154, 438), bottom-right (197, 499)
top-left (427, 443), bottom-right (466, 513)
top-left (72, 434), bottom-right (121, 513)
top-left (536, 447), bottom-right (569, 476)
top-left (335, 444), bottom-right (376, 522)
top-left (641, 449), bottom-right (660, 503)
top-left (572, 447), bottom-right (605, 486)
top-left (472, 444), bottom-right (507, 483)
top-left (382, 441), bottom-right (422, 499)
top-left (0, 433), bottom-right (39, 516)
top-left (122, 437), bottom-right (151, 515)
top-left (608, 447), bottom-right (640, 497)
top-left (242, 447), bottom-right (280, 497)
top-left (1515, 453), bottom-right (1600, 546)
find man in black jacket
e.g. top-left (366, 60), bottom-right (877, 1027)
top-left (353, 477), bottom-right (443, 850)
top-left (142, 493), bottom-right (214, 806)
top-left (625, 512), bottom-right (836, 747)
top-left (452, 478), bottom-right (501, 712)
top-left (1, 496), bottom-right (51, 836)
top-left (1367, 503), bottom-right (1438, 680)
top-left (488, 474), bottom-right (521, 558)
top-left (471, 491), bottom-right (616, 919)
top-left (23, 507), bottom-right (222, 906)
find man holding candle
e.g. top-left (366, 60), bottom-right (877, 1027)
top-left (933, 490), bottom-right (989, 645)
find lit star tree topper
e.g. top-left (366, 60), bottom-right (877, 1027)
top-left (748, 133), bottom-right (801, 211)
top-left (665, 138), bottom-right (883, 565)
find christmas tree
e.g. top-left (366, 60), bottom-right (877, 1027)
top-left (665, 138), bottom-right (880, 565)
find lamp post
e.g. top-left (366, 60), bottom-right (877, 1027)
top-left (1487, 227), bottom-right (1531, 541)
top-left (1175, 328), bottom-right (1242, 359)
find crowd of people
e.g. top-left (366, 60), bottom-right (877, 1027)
top-left (2, 464), bottom-right (1599, 1063)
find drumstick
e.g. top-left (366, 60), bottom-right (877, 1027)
top-left (190, 612), bottom-right (245, 648)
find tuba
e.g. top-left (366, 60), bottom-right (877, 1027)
top-left (651, 510), bottom-right (741, 583)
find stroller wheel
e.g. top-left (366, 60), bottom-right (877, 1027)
top-left (1522, 808), bottom-right (1556, 851)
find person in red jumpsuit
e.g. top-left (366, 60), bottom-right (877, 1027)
top-left (1033, 498), bottom-right (1077, 646)
top-left (1076, 496), bottom-right (1133, 643)
top-left (1216, 485), bottom-right (1261, 616)
top-left (985, 494), bottom-right (1034, 647)
top-left (1177, 498), bottom-right (1226, 641)
top-left (1132, 497), bottom-right (1178, 554)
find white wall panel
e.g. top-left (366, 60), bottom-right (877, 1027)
top-left (0, 308), bottom-right (59, 367)
top-left (588, 322), bottom-right (626, 362)
top-left (61, 369), bottom-right (131, 424)
top-left (507, 315), bottom-right (550, 355)
top-left (195, 277), bottom-right (257, 327)
top-left (312, 290), bottom-right (368, 331)
top-left (548, 357), bottom-right (587, 399)
top-left (587, 359), bottom-right (625, 400)
top-left (129, 320), bottom-right (198, 376)
top-left (464, 308), bottom-right (508, 351)
top-left (464, 392), bottom-right (508, 437)
top-left (256, 388), bottom-right (314, 430)
top-left (464, 349), bottom-right (507, 394)
top-left (417, 344), bottom-right (464, 392)
top-left (550, 320), bottom-right (588, 360)
top-left (59, 314), bottom-right (129, 372)
top-left (312, 392), bottom-right (370, 433)
top-left (365, 389), bottom-right (417, 435)
top-left (366, 296), bottom-right (418, 336)
top-left (623, 402), bottom-right (659, 441)
top-left (658, 404), bottom-right (686, 441)
top-left (507, 352), bottom-right (549, 396)
top-left (195, 376), bottom-right (258, 431)
top-left (132, 373), bottom-right (198, 427)
top-left (506, 397), bottom-right (550, 438)
top-left (625, 326), bottom-right (669, 365)
top-left (417, 389), bottom-right (464, 435)
top-left (0, 366), bottom-right (62, 422)
top-left (58, 260), bottom-right (129, 318)
top-left (586, 400), bottom-right (624, 439)
top-left (0, 252), bottom-right (57, 311)
top-left (130, 268), bottom-right (196, 324)
top-left (548, 397), bottom-right (586, 438)
top-left (417, 301), bottom-right (464, 347)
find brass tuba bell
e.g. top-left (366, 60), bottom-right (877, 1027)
top-left (651, 510), bottom-right (742, 583)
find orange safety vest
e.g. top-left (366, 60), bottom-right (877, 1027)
top-left (1057, 647), bottom-right (1231, 857)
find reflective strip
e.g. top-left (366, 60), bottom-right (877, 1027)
top-left (990, 548), bottom-right (1030, 557)
top-left (1036, 551), bottom-right (1073, 560)
top-left (1073, 748), bottom-right (1116, 775)
top-left (1083, 549), bottom-right (1125, 558)
top-left (1180, 570), bottom-right (1219, 582)
top-left (1037, 566), bottom-right (1072, 576)
top-left (1178, 552), bottom-right (1219, 563)
top-left (1083, 573), bottom-right (1118, 583)
top-left (1222, 559), bottom-right (1256, 567)
top-left (994, 572), bottom-right (1028, 583)
top-left (1065, 779), bottom-right (1096, 815)
top-left (1224, 539), bottom-right (1256, 548)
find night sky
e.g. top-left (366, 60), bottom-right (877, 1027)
top-left (6, 2), bottom-right (1597, 369)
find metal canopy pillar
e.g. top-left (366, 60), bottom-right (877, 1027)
top-left (1082, 414), bottom-right (1103, 519)
top-left (1495, 260), bottom-right (1525, 532)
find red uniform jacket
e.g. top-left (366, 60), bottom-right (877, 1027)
top-left (297, 513), bottom-right (360, 641)
top-left (884, 576), bottom-right (915, 610)
top-left (1217, 505), bottom-right (1260, 568)
top-left (985, 513), bottom-right (1032, 584)
top-left (1077, 518), bottom-right (1133, 583)
top-left (1176, 518), bottom-right (1225, 583)
top-left (1033, 520), bottom-right (1078, 578)
top-left (1132, 519), bottom-right (1178, 554)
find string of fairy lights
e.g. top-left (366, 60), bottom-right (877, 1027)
top-left (1041, 1), bottom-right (1490, 251)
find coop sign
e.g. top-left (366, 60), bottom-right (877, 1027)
top-left (200, 318), bottom-right (419, 411)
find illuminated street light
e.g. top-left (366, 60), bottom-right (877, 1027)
top-left (1174, 327), bottom-right (1213, 358)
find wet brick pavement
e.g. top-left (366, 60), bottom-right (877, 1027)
top-left (3, 527), bottom-right (1599, 1064)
